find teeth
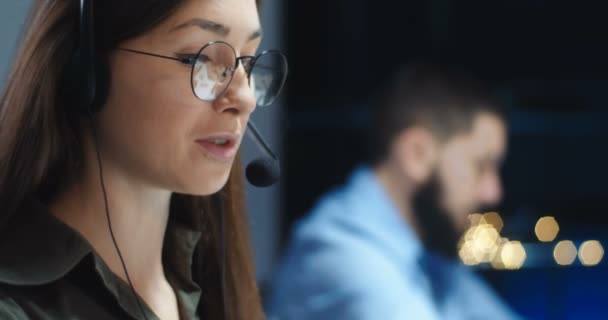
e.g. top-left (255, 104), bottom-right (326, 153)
top-left (211, 139), bottom-right (228, 145)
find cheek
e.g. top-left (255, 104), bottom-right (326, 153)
top-left (97, 63), bottom-right (230, 194)
top-left (439, 159), bottom-right (478, 222)
top-left (108, 65), bottom-right (190, 146)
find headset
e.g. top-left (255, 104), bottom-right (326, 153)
top-left (62, 1), bottom-right (152, 319)
top-left (62, 0), bottom-right (108, 115)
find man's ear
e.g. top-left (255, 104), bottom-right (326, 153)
top-left (391, 126), bottom-right (438, 184)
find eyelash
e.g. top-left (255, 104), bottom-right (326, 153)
top-left (175, 53), bottom-right (210, 66)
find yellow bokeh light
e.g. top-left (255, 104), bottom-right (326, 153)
top-left (501, 241), bottom-right (526, 270)
top-left (491, 256), bottom-right (505, 269)
top-left (473, 225), bottom-right (500, 250)
top-left (461, 213), bottom-right (506, 266)
top-left (468, 213), bottom-right (483, 226)
top-left (459, 241), bottom-right (478, 266)
top-left (553, 240), bottom-right (577, 266)
top-left (463, 225), bottom-right (479, 242)
top-left (459, 224), bottom-right (501, 265)
top-left (490, 238), bottom-right (509, 270)
top-left (579, 240), bottom-right (604, 267)
top-left (535, 216), bottom-right (559, 242)
top-left (483, 212), bottom-right (504, 233)
top-left (470, 225), bottom-right (500, 263)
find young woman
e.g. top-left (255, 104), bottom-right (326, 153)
top-left (0, 0), bottom-right (287, 319)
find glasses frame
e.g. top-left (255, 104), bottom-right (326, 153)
top-left (118, 41), bottom-right (288, 106)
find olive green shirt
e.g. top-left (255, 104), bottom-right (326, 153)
top-left (0, 200), bottom-right (203, 319)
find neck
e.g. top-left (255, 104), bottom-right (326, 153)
top-left (50, 139), bottom-right (172, 292)
top-left (373, 161), bottom-right (423, 238)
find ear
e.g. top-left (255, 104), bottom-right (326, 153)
top-left (392, 126), bottom-right (438, 184)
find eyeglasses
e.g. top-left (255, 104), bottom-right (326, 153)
top-left (118, 41), bottom-right (288, 107)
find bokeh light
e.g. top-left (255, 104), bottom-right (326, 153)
top-left (501, 241), bottom-right (526, 270)
top-left (459, 240), bottom-right (478, 266)
top-left (461, 213), bottom-right (510, 267)
top-left (535, 216), bottom-right (559, 242)
top-left (482, 212), bottom-right (504, 233)
top-left (579, 240), bottom-right (604, 267)
top-left (553, 240), bottom-right (577, 266)
top-left (490, 238), bottom-right (510, 270)
top-left (470, 224), bottom-right (500, 263)
top-left (459, 216), bottom-right (502, 266)
top-left (467, 213), bottom-right (483, 226)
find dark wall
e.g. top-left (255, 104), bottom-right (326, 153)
top-left (285, 0), bottom-right (608, 233)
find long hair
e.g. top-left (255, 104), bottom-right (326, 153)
top-left (0, 1), bottom-right (263, 319)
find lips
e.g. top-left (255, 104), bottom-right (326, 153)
top-left (196, 133), bottom-right (240, 162)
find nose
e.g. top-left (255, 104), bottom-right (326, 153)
top-left (479, 171), bottom-right (503, 207)
top-left (211, 64), bottom-right (257, 115)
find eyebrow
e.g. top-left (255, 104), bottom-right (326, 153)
top-left (171, 18), bottom-right (262, 41)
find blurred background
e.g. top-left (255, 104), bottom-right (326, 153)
top-left (2, 1), bottom-right (607, 319)
top-left (282, 1), bottom-right (608, 319)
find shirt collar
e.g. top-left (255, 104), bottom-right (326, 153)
top-left (163, 216), bottom-right (202, 318)
top-left (342, 165), bottom-right (425, 266)
top-left (0, 198), bottom-right (203, 320)
top-left (0, 200), bottom-right (91, 286)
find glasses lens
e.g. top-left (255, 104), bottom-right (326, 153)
top-left (192, 42), bottom-right (237, 101)
top-left (250, 51), bottom-right (288, 107)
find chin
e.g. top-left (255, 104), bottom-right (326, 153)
top-left (176, 167), bottom-right (233, 196)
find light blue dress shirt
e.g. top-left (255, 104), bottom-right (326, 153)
top-left (268, 166), bottom-right (522, 320)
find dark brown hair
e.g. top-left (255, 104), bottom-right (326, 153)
top-left (0, 1), bottom-right (263, 319)
top-left (372, 62), bottom-right (505, 164)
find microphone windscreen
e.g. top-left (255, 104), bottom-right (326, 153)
top-left (246, 157), bottom-right (280, 187)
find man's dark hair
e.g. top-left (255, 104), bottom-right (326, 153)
top-left (372, 62), bottom-right (506, 164)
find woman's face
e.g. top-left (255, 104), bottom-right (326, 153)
top-left (99, 0), bottom-right (261, 195)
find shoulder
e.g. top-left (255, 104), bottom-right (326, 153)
top-left (269, 239), bottom-right (421, 319)
top-left (0, 200), bottom-right (91, 287)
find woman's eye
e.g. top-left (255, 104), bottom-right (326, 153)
top-left (198, 54), bottom-right (211, 63)
top-left (176, 53), bottom-right (200, 65)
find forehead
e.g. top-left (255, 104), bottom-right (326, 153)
top-left (469, 112), bottom-right (506, 154)
top-left (165, 0), bottom-right (261, 35)
top-left (443, 112), bottom-right (507, 159)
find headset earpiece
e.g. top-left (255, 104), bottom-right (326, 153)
top-left (90, 57), bottom-right (110, 114)
top-left (62, 0), bottom-right (109, 116)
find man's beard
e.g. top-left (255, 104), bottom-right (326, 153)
top-left (412, 173), bottom-right (463, 259)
